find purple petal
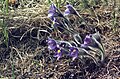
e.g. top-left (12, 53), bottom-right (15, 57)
top-left (52, 18), bottom-right (64, 29)
top-left (81, 34), bottom-right (98, 49)
top-left (48, 4), bottom-right (56, 13)
top-left (53, 18), bottom-right (61, 27)
top-left (48, 13), bottom-right (54, 18)
top-left (47, 38), bottom-right (57, 50)
top-left (47, 38), bottom-right (56, 44)
top-left (54, 48), bottom-right (63, 60)
top-left (64, 8), bottom-right (70, 16)
top-left (64, 4), bottom-right (77, 16)
top-left (69, 47), bottom-right (79, 60)
top-left (48, 4), bottom-right (57, 18)
top-left (48, 45), bottom-right (57, 50)
top-left (48, 4), bottom-right (63, 19)
top-left (72, 56), bottom-right (77, 61)
top-left (54, 53), bottom-right (60, 57)
top-left (84, 35), bottom-right (92, 45)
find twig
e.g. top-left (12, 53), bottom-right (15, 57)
top-left (11, 47), bottom-right (23, 62)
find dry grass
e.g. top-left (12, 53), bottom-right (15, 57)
top-left (0, 0), bottom-right (120, 79)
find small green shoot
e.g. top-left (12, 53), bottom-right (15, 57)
top-left (0, 19), bottom-right (9, 47)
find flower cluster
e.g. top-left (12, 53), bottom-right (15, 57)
top-left (48, 3), bottom-right (78, 30)
top-left (48, 4), bottom-right (63, 20)
top-left (47, 31), bottom-right (105, 63)
top-left (48, 3), bottom-right (77, 19)
top-left (47, 3), bottom-right (105, 64)
top-left (47, 38), bottom-right (79, 60)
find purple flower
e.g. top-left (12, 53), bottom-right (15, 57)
top-left (53, 18), bottom-right (61, 27)
top-left (54, 47), bottom-right (63, 60)
top-left (81, 34), bottom-right (98, 49)
top-left (69, 47), bottom-right (79, 60)
top-left (47, 38), bottom-right (57, 50)
top-left (81, 35), bottom-right (92, 47)
top-left (84, 35), bottom-right (91, 44)
top-left (64, 3), bottom-right (78, 16)
top-left (48, 4), bottom-right (57, 18)
top-left (48, 4), bottom-right (63, 20)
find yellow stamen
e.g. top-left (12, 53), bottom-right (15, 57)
top-left (57, 50), bottom-right (61, 53)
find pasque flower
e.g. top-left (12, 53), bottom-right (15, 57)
top-left (47, 38), bottom-right (64, 60)
top-left (64, 3), bottom-right (78, 16)
top-left (48, 4), bottom-right (57, 19)
top-left (54, 47), bottom-right (63, 60)
top-left (69, 47), bottom-right (79, 60)
top-left (48, 4), bottom-right (63, 20)
top-left (81, 35), bottom-right (92, 48)
top-left (47, 38), bottom-right (57, 50)
top-left (64, 3), bottom-right (89, 28)
top-left (81, 33), bottom-right (101, 49)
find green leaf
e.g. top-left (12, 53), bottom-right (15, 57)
top-left (73, 33), bottom-right (82, 44)
top-left (91, 32), bottom-right (105, 61)
top-left (88, 46), bottom-right (104, 62)
top-left (78, 48), bottom-right (99, 65)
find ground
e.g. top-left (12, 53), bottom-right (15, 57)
top-left (0, 0), bottom-right (120, 79)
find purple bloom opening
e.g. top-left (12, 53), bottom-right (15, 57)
top-left (69, 47), bottom-right (79, 60)
top-left (48, 4), bottom-right (63, 20)
top-left (83, 35), bottom-right (92, 45)
top-left (54, 47), bottom-right (63, 60)
top-left (64, 3), bottom-right (77, 16)
top-left (81, 35), bottom-right (92, 48)
top-left (47, 38), bottom-right (57, 50)
top-left (48, 4), bottom-right (57, 18)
